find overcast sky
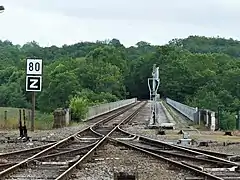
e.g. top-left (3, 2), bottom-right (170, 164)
top-left (0, 0), bottom-right (240, 47)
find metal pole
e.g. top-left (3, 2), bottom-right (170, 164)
top-left (148, 78), bottom-right (152, 121)
top-left (31, 91), bottom-right (35, 131)
top-left (23, 109), bottom-right (28, 138)
top-left (148, 64), bottom-right (160, 126)
top-left (19, 109), bottom-right (23, 137)
top-left (217, 106), bottom-right (221, 130)
top-left (152, 74), bottom-right (156, 124)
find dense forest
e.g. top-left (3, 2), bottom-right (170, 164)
top-left (1, 35), bottom-right (240, 129)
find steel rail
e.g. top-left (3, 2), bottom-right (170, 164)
top-left (110, 138), bottom-right (223, 180)
top-left (0, 101), bottom-right (139, 178)
top-left (0, 142), bottom-right (98, 170)
top-left (55, 101), bottom-right (223, 180)
top-left (0, 142), bottom-right (55, 157)
top-left (174, 144), bottom-right (234, 158)
top-left (113, 128), bottom-right (240, 179)
top-left (0, 102), bottom-right (135, 158)
top-left (54, 101), bottom-right (147, 180)
top-left (117, 127), bottom-right (239, 167)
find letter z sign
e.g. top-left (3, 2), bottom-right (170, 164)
top-left (26, 76), bottom-right (42, 92)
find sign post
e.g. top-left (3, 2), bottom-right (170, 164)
top-left (26, 58), bottom-right (42, 131)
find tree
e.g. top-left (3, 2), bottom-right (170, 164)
top-left (0, 34), bottom-right (240, 127)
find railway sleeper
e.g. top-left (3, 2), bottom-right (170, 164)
top-left (94, 157), bottom-right (120, 161)
top-left (182, 161), bottom-right (238, 172)
top-left (33, 155), bottom-right (80, 166)
top-left (204, 166), bottom-right (239, 172)
top-left (114, 136), bottom-right (137, 141)
top-left (213, 172), bottom-right (240, 178)
top-left (136, 146), bottom-right (228, 166)
top-left (74, 137), bottom-right (100, 141)
top-left (185, 177), bottom-right (205, 180)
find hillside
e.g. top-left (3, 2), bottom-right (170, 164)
top-left (169, 36), bottom-right (240, 57)
top-left (0, 36), bottom-right (240, 130)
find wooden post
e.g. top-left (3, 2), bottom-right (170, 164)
top-left (19, 109), bottom-right (23, 137)
top-left (27, 110), bottom-right (30, 128)
top-left (31, 91), bottom-right (35, 131)
top-left (4, 111), bottom-right (7, 126)
top-left (23, 109), bottom-right (28, 138)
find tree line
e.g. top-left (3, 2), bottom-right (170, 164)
top-left (0, 36), bottom-right (240, 129)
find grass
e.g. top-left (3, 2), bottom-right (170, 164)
top-left (0, 107), bottom-right (53, 130)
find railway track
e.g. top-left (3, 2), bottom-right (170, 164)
top-left (111, 126), bottom-right (240, 180)
top-left (58, 99), bottom-right (240, 179)
top-left (175, 144), bottom-right (235, 159)
top-left (0, 102), bottom-right (135, 169)
top-left (1, 100), bottom-right (239, 179)
top-left (0, 101), bottom-right (146, 179)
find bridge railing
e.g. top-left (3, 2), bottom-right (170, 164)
top-left (86, 98), bottom-right (137, 120)
top-left (166, 98), bottom-right (198, 122)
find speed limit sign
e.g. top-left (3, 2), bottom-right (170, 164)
top-left (26, 59), bottom-right (42, 75)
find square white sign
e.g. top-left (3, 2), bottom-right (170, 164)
top-left (26, 59), bottom-right (42, 75)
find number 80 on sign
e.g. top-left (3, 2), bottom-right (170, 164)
top-left (26, 59), bottom-right (42, 75)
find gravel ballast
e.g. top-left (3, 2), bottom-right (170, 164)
top-left (71, 142), bottom-right (193, 180)
top-left (0, 124), bottom-right (88, 153)
top-left (123, 102), bottom-right (240, 155)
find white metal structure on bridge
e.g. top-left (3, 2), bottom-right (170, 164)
top-left (148, 64), bottom-right (160, 126)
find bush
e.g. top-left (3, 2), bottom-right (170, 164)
top-left (220, 111), bottom-right (236, 131)
top-left (76, 89), bottom-right (119, 106)
top-left (69, 96), bottom-right (89, 121)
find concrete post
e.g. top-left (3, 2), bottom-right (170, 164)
top-left (65, 108), bottom-right (70, 126)
top-left (237, 110), bottom-right (240, 130)
top-left (210, 112), bottom-right (216, 131)
top-left (198, 110), bottom-right (201, 125)
top-left (205, 110), bottom-right (209, 127)
top-left (53, 109), bottom-right (66, 128)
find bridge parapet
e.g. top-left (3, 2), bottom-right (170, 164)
top-left (166, 98), bottom-right (216, 131)
top-left (166, 98), bottom-right (198, 122)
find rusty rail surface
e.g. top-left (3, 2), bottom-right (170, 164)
top-left (114, 127), bottom-right (240, 180)
top-left (0, 101), bottom-right (142, 179)
top-left (54, 101), bottom-right (147, 180)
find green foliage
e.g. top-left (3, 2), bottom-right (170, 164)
top-left (69, 90), bottom-right (119, 121)
top-left (76, 89), bottom-right (119, 106)
top-left (1, 36), bottom-right (240, 130)
top-left (69, 96), bottom-right (89, 121)
top-left (219, 111), bottom-right (236, 131)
